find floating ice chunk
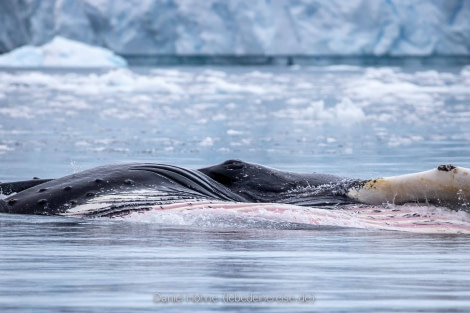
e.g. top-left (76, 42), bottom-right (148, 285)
top-left (388, 135), bottom-right (424, 147)
top-left (0, 144), bottom-right (13, 154)
top-left (332, 97), bottom-right (366, 123)
top-left (0, 36), bottom-right (127, 68)
top-left (227, 129), bottom-right (244, 135)
top-left (199, 137), bottom-right (215, 147)
top-left (274, 98), bottom-right (366, 124)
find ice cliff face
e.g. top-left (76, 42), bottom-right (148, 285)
top-left (1, 0), bottom-right (469, 56)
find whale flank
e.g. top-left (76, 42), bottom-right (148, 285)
top-left (1, 160), bottom-right (470, 233)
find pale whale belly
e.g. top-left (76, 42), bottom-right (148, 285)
top-left (347, 165), bottom-right (470, 208)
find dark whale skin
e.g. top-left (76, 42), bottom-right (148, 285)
top-left (0, 160), bottom-right (357, 216)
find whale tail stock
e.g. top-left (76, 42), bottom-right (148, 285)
top-left (346, 165), bottom-right (470, 209)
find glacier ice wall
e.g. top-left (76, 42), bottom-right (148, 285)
top-left (0, 0), bottom-right (469, 56)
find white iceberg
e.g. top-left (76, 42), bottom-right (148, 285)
top-left (0, 36), bottom-right (127, 67)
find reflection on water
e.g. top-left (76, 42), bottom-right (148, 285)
top-left (1, 214), bottom-right (470, 313)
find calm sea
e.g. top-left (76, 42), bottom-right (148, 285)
top-left (1, 64), bottom-right (470, 312)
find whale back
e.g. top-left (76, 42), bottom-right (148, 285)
top-left (198, 160), bottom-right (356, 206)
top-left (0, 163), bottom-right (245, 216)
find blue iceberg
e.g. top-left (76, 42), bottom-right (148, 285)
top-left (0, 36), bottom-right (127, 67)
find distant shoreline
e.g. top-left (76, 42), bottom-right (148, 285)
top-left (122, 55), bottom-right (470, 66)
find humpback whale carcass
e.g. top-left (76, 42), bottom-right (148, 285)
top-left (1, 160), bottom-right (470, 233)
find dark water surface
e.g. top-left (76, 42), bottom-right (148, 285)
top-left (1, 65), bottom-right (470, 312)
